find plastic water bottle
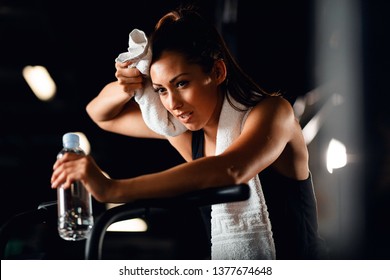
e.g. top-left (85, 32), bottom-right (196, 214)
top-left (57, 132), bottom-right (94, 241)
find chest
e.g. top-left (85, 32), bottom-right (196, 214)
top-left (204, 139), bottom-right (216, 157)
top-left (190, 130), bottom-right (216, 160)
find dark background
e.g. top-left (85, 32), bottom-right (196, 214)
top-left (1, 0), bottom-right (389, 259)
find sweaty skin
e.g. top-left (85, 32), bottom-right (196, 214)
top-left (52, 51), bottom-right (308, 204)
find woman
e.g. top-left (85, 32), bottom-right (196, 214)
top-left (51, 6), bottom-right (326, 259)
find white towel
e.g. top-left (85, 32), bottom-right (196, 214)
top-left (117, 29), bottom-right (275, 259)
top-left (115, 29), bottom-right (187, 136)
top-left (211, 96), bottom-right (275, 260)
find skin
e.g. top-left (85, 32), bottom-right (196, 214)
top-left (51, 51), bottom-right (309, 203)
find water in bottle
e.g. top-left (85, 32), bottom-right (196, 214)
top-left (57, 132), bottom-right (94, 241)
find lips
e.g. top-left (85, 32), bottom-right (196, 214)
top-left (176, 111), bottom-right (193, 123)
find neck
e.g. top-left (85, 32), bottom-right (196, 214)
top-left (203, 92), bottom-right (225, 140)
top-left (202, 92), bottom-right (226, 156)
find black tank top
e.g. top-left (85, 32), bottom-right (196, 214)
top-left (191, 129), bottom-right (327, 259)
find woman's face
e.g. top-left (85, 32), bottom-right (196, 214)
top-left (150, 51), bottom-right (223, 131)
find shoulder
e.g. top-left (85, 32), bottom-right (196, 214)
top-left (246, 96), bottom-right (296, 125)
top-left (256, 95), bottom-right (293, 111)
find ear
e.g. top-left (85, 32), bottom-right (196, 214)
top-left (213, 59), bottom-right (227, 86)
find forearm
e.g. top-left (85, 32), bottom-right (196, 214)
top-left (86, 81), bottom-right (134, 123)
top-left (106, 155), bottom-right (240, 203)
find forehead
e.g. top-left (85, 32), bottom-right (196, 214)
top-left (150, 51), bottom-right (201, 81)
top-left (151, 51), bottom-right (186, 70)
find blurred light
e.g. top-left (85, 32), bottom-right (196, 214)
top-left (301, 92), bottom-right (344, 145)
top-left (107, 218), bottom-right (148, 232)
top-left (73, 132), bottom-right (91, 154)
top-left (22, 65), bottom-right (56, 101)
top-left (302, 113), bottom-right (321, 145)
top-left (293, 96), bottom-right (306, 119)
top-left (326, 138), bottom-right (347, 173)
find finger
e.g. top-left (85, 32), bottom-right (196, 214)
top-left (52, 174), bottom-right (73, 189)
top-left (53, 153), bottom-right (81, 168)
top-left (116, 75), bottom-right (144, 90)
top-left (53, 159), bottom-right (60, 170)
top-left (51, 168), bottom-right (65, 189)
top-left (52, 164), bottom-right (82, 190)
top-left (129, 68), bottom-right (143, 78)
top-left (115, 61), bottom-right (132, 69)
top-left (51, 155), bottom-right (81, 187)
top-left (117, 67), bottom-right (142, 78)
top-left (118, 74), bottom-right (143, 84)
top-left (51, 158), bottom-right (68, 188)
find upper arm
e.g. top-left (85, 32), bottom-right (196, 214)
top-left (95, 100), bottom-right (166, 139)
top-left (220, 96), bottom-right (296, 182)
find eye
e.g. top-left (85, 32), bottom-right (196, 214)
top-left (176, 80), bottom-right (189, 88)
top-left (153, 87), bottom-right (167, 95)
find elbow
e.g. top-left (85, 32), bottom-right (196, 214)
top-left (86, 103), bottom-right (100, 123)
top-left (85, 103), bottom-right (109, 130)
top-left (210, 156), bottom-right (253, 187)
top-left (85, 103), bottom-right (92, 118)
top-left (226, 164), bottom-right (251, 185)
top-left (85, 103), bottom-right (97, 122)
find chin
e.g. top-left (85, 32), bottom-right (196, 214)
top-left (185, 124), bottom-right (202, 131)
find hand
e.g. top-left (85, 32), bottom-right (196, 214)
top-left (115, 61), bottom-right (144, 96)
top-left (51, 153), bottom-right (112, 202)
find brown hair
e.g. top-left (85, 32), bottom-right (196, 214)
top-left (150, 6), bottom-right (279, 110)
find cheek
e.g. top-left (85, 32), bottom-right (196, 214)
top-left (159, 96), bottom-right (170, 110)
top-left (194, 92), bottom-right (218, 117)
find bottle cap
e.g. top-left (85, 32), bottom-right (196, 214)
top-left (62, 133), bottom-right (80, 148)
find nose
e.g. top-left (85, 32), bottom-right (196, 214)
top-left (165, 91), bottom-right (183, 111)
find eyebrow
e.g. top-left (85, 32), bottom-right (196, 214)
top-left (152, 73), bottom-right (189, 87)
